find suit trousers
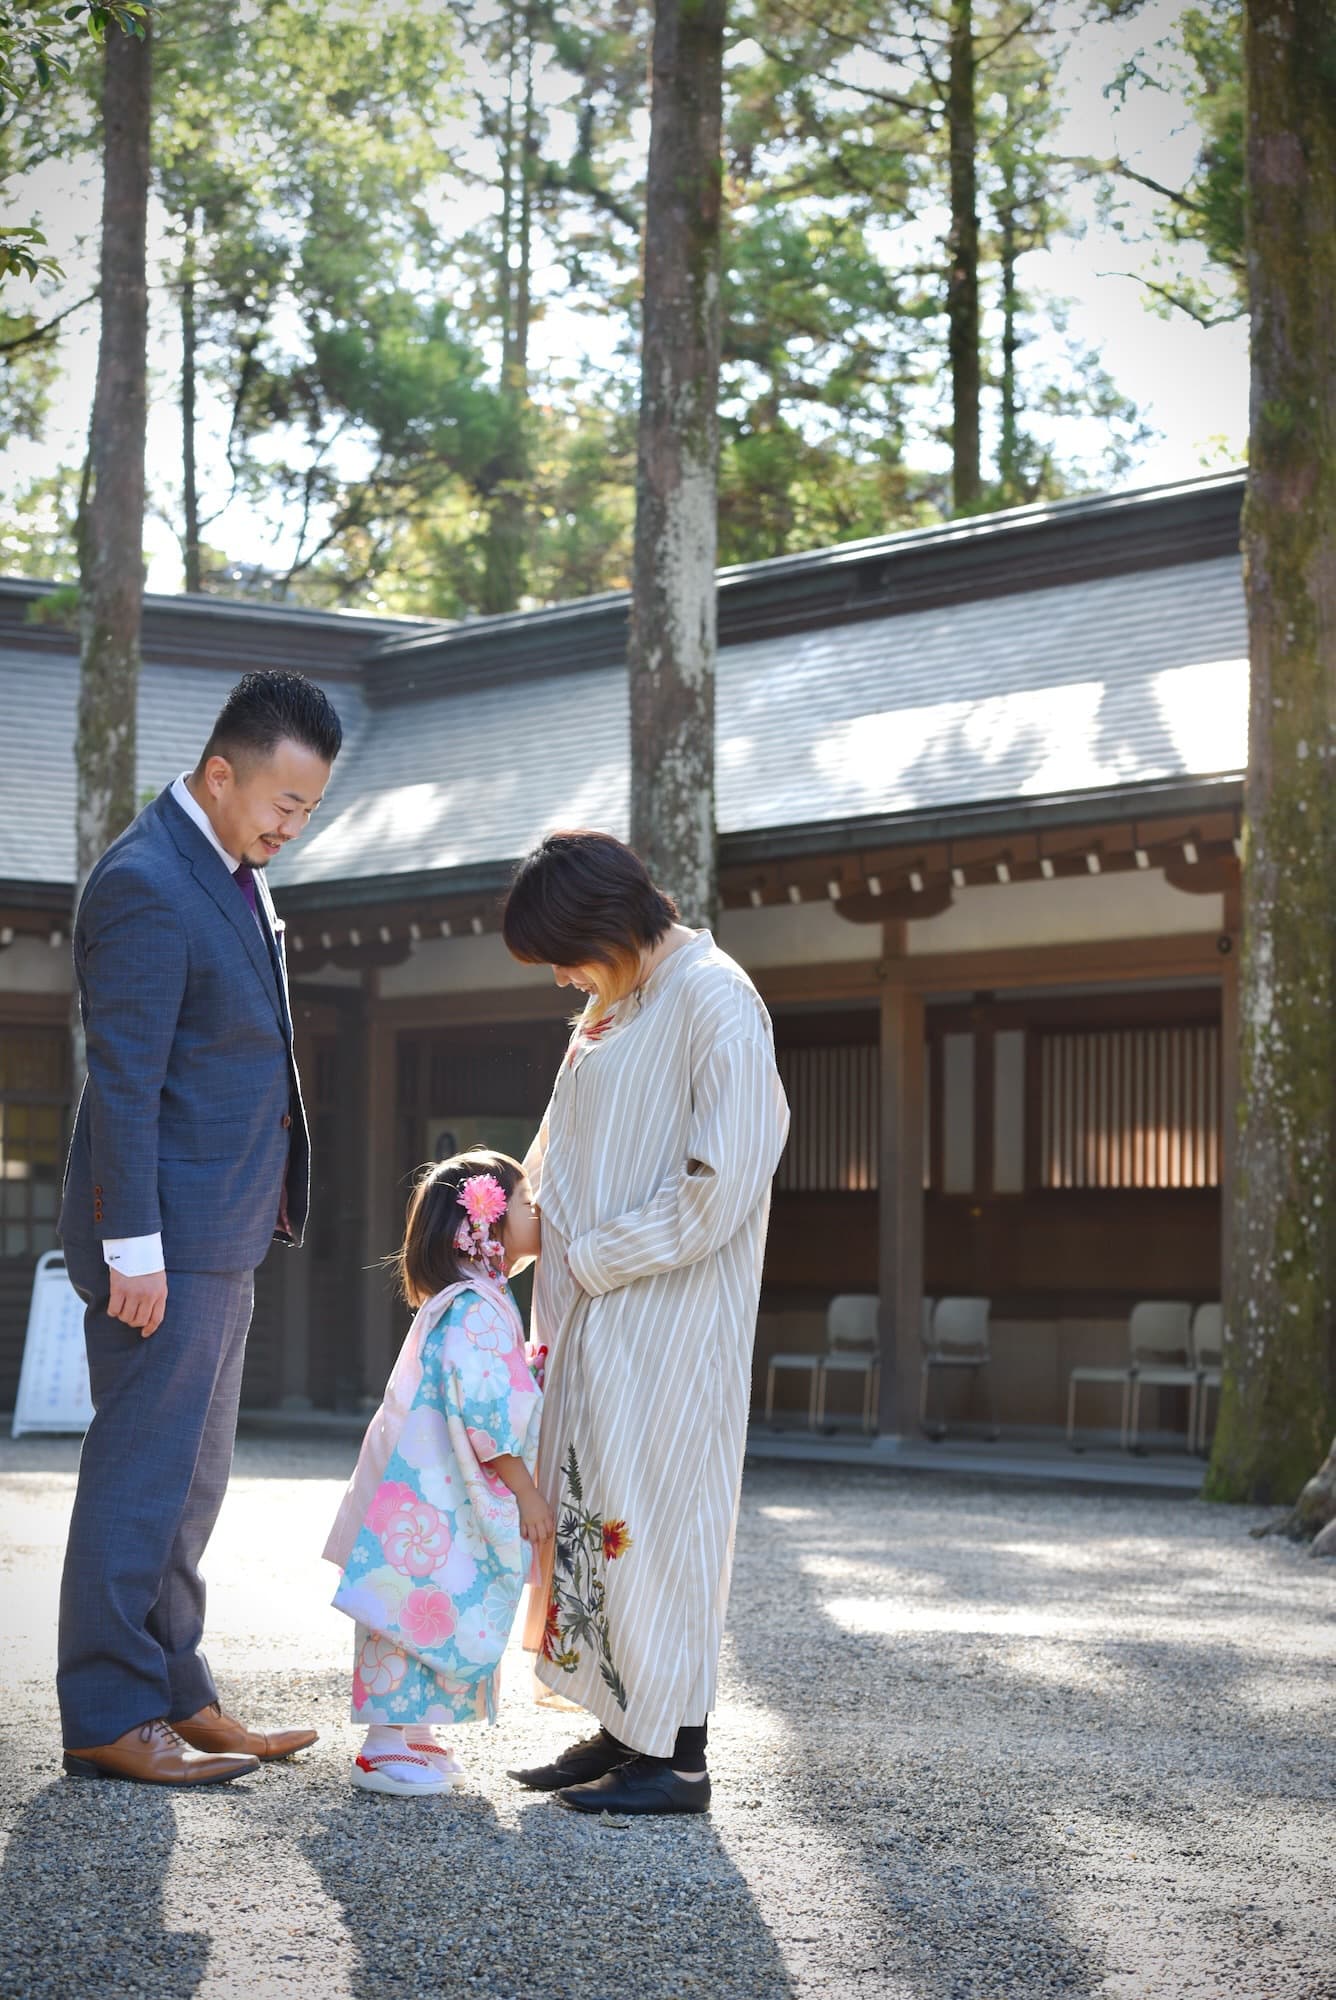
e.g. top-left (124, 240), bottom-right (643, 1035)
top-left (56, 1264), bottom-right (255, 1749)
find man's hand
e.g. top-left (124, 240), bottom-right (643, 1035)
top-left (108, 1269), bottom-right (168, 1338)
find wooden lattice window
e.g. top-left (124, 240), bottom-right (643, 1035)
top-left (0, 1027), bottom-right (69, 1261)
top-left (1038, 1025), bottom-right (1221, 1190)
top-left (774, 1044), bottom-right (879, 1192)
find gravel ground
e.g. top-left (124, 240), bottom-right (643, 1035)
top-left (0, 1434), bottom-right (1331, 2000)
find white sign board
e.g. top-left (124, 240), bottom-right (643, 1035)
top-left (12, 1250), bottom-right (93, 1438)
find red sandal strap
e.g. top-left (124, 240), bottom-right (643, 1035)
top-left (355, 1753), bottom-right (432, 1772)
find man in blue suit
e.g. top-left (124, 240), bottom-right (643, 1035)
top-left (58, 671), bottom-right (343, 1785)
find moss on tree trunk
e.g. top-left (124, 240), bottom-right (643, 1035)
top-left (1206, 0), bottom-right (1336, 1504)
top-left (76, 19), bottom-right (151, 907)
top-left (627, 0), bottom-right (724, 929)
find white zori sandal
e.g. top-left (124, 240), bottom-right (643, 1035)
top-left (351, 1738), bottom-right (463, 1798)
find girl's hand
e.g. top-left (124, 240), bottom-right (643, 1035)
top-left (518, 1488), bottom-right (554, 1547)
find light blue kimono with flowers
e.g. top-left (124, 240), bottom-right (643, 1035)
top-left (325, 1281), bottom-right (542, 1726)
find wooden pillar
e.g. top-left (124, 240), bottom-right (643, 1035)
top-left (360, 996), bottom-right (400, 1404)
top-left (877, 926), bottom-right (925, 1437)
top-left (277, 1013), bottom-right (314, 1408)
top-left (1220, 932), bottom-right (1240, 1318)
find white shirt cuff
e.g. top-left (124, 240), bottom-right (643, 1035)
top-left (103, 1234), bottom-right (165, 1276)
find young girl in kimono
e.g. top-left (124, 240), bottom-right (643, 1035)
top-left (322, 1149), bottom-right (550, 1798)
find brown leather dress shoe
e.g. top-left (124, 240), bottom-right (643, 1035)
top-left (174, 1701), bottom-right (317, 1761)
top-left (64, 1717), bottom-right (259, 1786)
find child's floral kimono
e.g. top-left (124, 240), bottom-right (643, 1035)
top-left (323, 1271), bottom-right (542, 1725)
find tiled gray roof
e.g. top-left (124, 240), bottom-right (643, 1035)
top-left (0, 553), bottom-right (1246, 893)
top-left (277, 553), bottom-right (1248, 889)
top-left (714, 552), bottom-right (1247, 835)
top-left (0, 651), bottom-right (367, 887)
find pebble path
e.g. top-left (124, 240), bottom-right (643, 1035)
top-left (0, 1435), bottom-right (1330, 2000)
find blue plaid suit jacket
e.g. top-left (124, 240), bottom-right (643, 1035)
top-left (60, 786), bottom-right (311, 1275)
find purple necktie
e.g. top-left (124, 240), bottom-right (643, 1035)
top-left (233, 862), bottom-right (259, 916)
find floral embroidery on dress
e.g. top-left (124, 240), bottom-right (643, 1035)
top-left (544, 1444), bottom-right (631, 1708)
top-left (565, 1012), bottom-right (615, 1069)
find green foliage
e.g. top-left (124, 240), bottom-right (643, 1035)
top-left (24, 579), bottom-right (79, 624)
top-left (0, 2), bottom-right (150, 279)
top-left (0, 224), bottom-right (59, 282)
top-left (3, 0), bottom-right (1180, 608)
top-left (0, 466), bottom-right (81, 578)
top-left (719, 0), bottom-right (1151, 549)
top-left (0, 2), bottom-right (148, 104)
top-left (1097, 0), bottom-right (1245, 327)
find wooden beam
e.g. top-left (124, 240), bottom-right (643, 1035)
top-left (359, 1008), bottom-right (400, 1402)
top-left (371, 984), bottom-right (571, 1030)
top-left (0, 991), bottom-right (69, 1025)
top-left (894, 931), bottom-right (1228, 992)
top-left (752, 960), bottom-right (885, 1006)
top-left (277, 1012), bottom-right (315, 1410)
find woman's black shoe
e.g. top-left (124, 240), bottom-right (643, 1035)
top-left (556, 1756), bottom-right (712, 1815)
top-left (507, 1731), bottom-right (632, 1792)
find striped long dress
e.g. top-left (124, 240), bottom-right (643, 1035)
top-left (522, 930), bottom-right (789, 1757)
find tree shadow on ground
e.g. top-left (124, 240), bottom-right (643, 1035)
top-left (725, 1464), bottom-right (1329, 2000)
top-left (0, 1776), bottom-right (211, 1999)
top-left (304, 1785), bottom-right (797, 2000)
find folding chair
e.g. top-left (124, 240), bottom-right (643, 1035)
top-left (1126, 1301), bottom-right (1197, 1450)
top-left (1067, 1301), bottom-right (1193, 1450)
top-left (817, 1294), bottom-right (881, 1433)
top-left (921, 1296), bottom-right (997, 1440)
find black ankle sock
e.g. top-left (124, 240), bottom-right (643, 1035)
top-left (672, 1722), bottom-right (708, 1773)
top-left (597, 1722), bottom-right (708, 1772)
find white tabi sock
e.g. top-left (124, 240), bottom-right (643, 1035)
top-left (354, 1728), bottom-right (448, 1792)
top-left (358, 1725), bottom-right (455, 1787)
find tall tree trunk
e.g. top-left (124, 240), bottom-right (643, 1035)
top-left (181, 207), bottom-right (202, 593)
top-left (73, 20), bottom-right (151, 1089)
top-left (945, 0), bottom-right (981, 513)
top-left (1206, 0), bottom-right (1336, 1505)
top-left (628, 0), bottom-right (724, 929)
top-left (997, 198), bottom-right (1020, 501)
top-left (482, 3), bottom-right (534, 618)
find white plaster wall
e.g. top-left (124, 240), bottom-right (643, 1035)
top-left (376, 930), bottom-right (556, 1000)
top-left (718, 898), bottom-right (875, 969)
top-left (906, 871), bottom-right (1224, 954)
top-left (0, 936), bottom-right (72, 993)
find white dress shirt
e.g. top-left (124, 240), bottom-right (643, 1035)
top-left (103, 776), bottom-right (259, 1279)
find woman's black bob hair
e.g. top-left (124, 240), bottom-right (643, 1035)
top-left (502, 830), bottom-right (678, 1009)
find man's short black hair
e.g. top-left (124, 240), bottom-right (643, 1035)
top-left (199, 671), bottom-right (343, 773)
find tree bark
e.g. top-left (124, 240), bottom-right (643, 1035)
top-left (628, 0), bottom-right (724, 929)
top-left (1253, 1431), bottom-right (1336, 1548)
top-left (997, 197), bottom-right (1020, 501)
top-left (482, 1), bottom-right (533, 617)
top-left (946, 0), bottom-right (981, 514)
top-left (181, 208), bottom-right (202, 593)
top-left (73, 17), bottom-right (151, 1093)
top-left (1206, 0), bottom-right (1336, 1505)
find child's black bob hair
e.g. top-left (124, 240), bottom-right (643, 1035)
top-left (393, 1147), bottom-right (525, 1308)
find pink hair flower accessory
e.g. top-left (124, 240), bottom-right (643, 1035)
top-left (461, 1174), bottom-right (508, 1228)
top-left (454, 1172), bottom-right (509, 1277)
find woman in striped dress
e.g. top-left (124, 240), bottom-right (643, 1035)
top-left (502, 831), bottom-right (789, 1816)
